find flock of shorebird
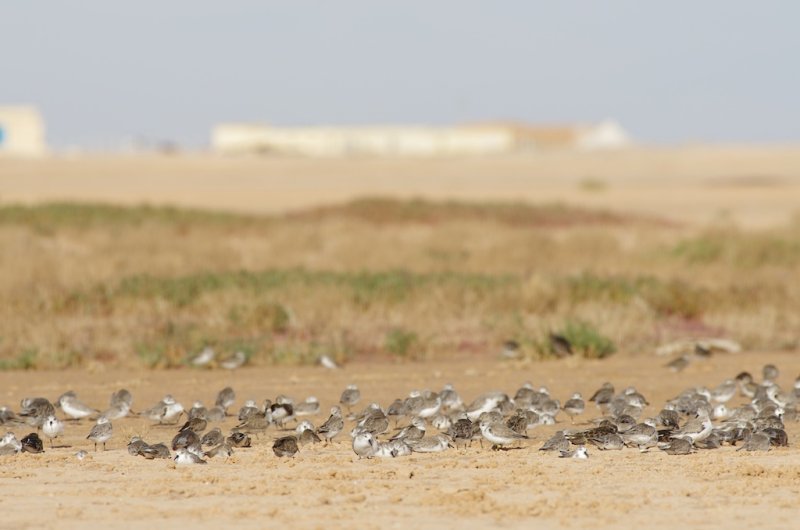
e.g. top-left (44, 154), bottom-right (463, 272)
top-left (0, 363), bottom-right (793, 463)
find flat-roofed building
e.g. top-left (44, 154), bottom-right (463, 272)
top-left (0, 106), bottom-right (46, 157)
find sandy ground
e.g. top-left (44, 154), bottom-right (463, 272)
top-left (2, 147), bottom-right (800, 227)
top-left (0, 351), bottom-right (798, 529)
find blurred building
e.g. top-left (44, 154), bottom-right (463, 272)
top-left (0, 106), bottom-right (47, 157)
top-left (212, 120), bottom-right (630, 156)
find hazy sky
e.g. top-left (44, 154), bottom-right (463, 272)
top-left (2, 1), bottom-right (799, 148)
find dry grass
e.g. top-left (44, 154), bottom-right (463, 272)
top-left (0, 199), bottom-right (798, 369)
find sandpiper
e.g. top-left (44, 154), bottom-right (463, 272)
top-left (317, 406), bottom-right (344, 443)
top-left (227, 432), bottom-right (252, 448)
top-left (58, 392), bottom-right (98, 421)
top-left (375, 439), bottom-right (412, 458)
top-left (142, 443), bottom-right (171, 459)
top-left (588, 382), bottom-right (614, 409)
top-left (390, 417), bottom-right (426, 443)
top-left (220, 351), bottom-right (246, 370)
top-left (319, 354), bottom-right (340, 369)
top-left (0, 432), bottom-right (22, 455)
top-left (659, 437), bottom-right (694, 455)
top-left (21, 433), bottom-right (44, 453)
top-left (204, 442), bottom-right (233, 459)
top-left (479, 419), bottom-right (528, 450)
top-left (563, 393), bottom-right (585, 424)
top-left (559, 445), bottom-right (589, 459)
top-left (737, 431), bottom-right (771, 452)
top-left (174, 447), bottom-right (207, 465)
top-left (200, 428), bottom-right (224, 449)
top-left (189, 346), bottom-right (215, 368)
top-left (87, 416), bottom-right (112, 451)
top-left (620, 421), bottom-right (658, 451)
top-left (539, 431), bottom-right (570, 453)
top-left (352, 431), bottom-right (378, 459)
top-left (294, 396), bottom-right (320, 417)
top-left (215, 387), bottom-right (236, 413)
top-left (273, 436), bottom-right (299, 457)
top-left (42, 415), bottom-right (64, 448)
top-left (670, 410), bottom-right (713, 444)
top-left (340, 385), bottom-right (361, 415)
top-left (408, 434), bottom-right (453, 453)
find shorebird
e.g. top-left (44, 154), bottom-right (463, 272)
top-left (19, 397), bottom-right (55, 429)
top-left (298, 428), bottom-right (322, 446)
top-left (204, 442), bottom-right (234, 459)
top-left (128, 436), bottom-right (149, 456)
top-left (21, 432), bottom-right (44, 453)
top-left (103, 389), bottom-right (132, 420)
top-left (549, 333), bottom-right (573, 357)
top-left (375, 439), bottom-right (412, 458)
top-left (294, 397), bottom-right (320, 417)
top-left (142, 443), bottom-right (171, 459)
top-left (87, 416), bottom-right (112, 451)
top-left (466, 392), bottom-right (507, 421)
top-left (670, 410), bottom-right (713, 444)
top-left (563, 393), bottom-right (585, 424)
top-left (479, 419), bottom-right (528, 450)
top-left (439, 383), bottom-right (463, 411)
top-left (448, 418), bottom-right (475, 448)
top-left (711, 380), bottom-right (737, 403)
top-left (407, 434), bottom-right (453, 453)
top-left (58, 392), bottom-right (97, 421)
top-left (227, 432), bottom-right (252, 448)
top-left (215, 387), bottom-right (236, 413)
top-left (340, 385), bottom-right (361, 415)
top-left (319, 354), bottom-right (340, 369)
top-left (737, 431), bottom-right (771, 452)
top-left (42, 415), bottom-right (64, 448)
top-left (0, 432), bottom-right (22, 455)
top-left (659, 437), bottom-right (694, 455)
top-left (189, 346), bottom-right (215, 368)
top-left (219, 351), bottom-right (246, 370)
top-left (272, 436), bottom-right (299, 457)
top-left (587, 431), bottom-right (624, 451)
top-left (559, 446), bottom-right (589, 459)
top-left (179, 417), bottom-right (207, 434)
top-left (171, 429), bottom-right (200, 451)
top-left (539, 431), bottom-right (570, 453)
top-left (352, 431), bottom-right (379, 459)
top-left (762, 364), bottom-right (779, 383)
top-left (174, 448), bottom-right (207, 465)
top-left (200, 428), bottom-right (224, 449)
top-left (234, 411), bottom-right (270, 436)
top-left (317, 406), bottom-right (344, 443)
top-left (500, 340), bottom-right (521, 359)
top-left (588, 383), bottom-right (614, 409)
top-left (391, 417), bottom-right (426, 443)
top-left (620, 421), bottom-right (658, 451)
top-left (143, 395), bottom-right (184, 425)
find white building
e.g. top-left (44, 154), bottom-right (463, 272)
top-left (211, 121), bottom-right (631, 157)
top-left (0, 106), bottom-right (46, 157)
top-left (212, 124), bottom-right (516, 157)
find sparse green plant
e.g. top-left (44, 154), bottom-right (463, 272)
top-left (385, 328), bottom-right (420, 358)
top-left (555, 321), bottom-right (616, 359)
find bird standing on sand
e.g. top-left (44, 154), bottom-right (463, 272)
top-left (42, 415), bottom-right (64, 448)
top-left (317, 406), bottom-right (344, 443)
top-left (87, 416), bottom-right (112, 451)
top-left (340, 385), bottom-right (361, 415)
top-left (563, 393), bottom-right (585, 424)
